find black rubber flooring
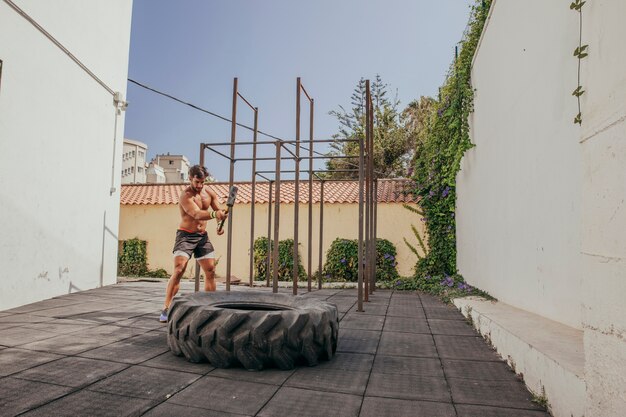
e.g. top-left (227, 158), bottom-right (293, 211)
top-left (0, 282), bottom-right (550, 417)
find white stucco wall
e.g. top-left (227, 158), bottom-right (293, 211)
top-left (456, 0), bottom-right (582, 329)
top-left (579, 1), bottom-right (626, 415)
top-left (0, 1), bottom-right (133, 309)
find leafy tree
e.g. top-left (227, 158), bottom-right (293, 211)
top-left (326, 75), bottom-right (412, 179)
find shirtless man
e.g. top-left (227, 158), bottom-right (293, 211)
top-left (159, 165), bottom-right (227, 322)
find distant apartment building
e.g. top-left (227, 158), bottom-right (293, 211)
top-left (146, 161), bottom-right (166, 183)
top-left (121, 138), bottom-right (148, 184)
top-left (153, 153), bottom-right (190, 183)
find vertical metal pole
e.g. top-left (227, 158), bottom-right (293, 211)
top-left (249, 108), bottom-right (259, 287)
top-left (368, 95), bottom-right (375, 295)
top-left (373, 178), bottom-right (379, 291)
top-left (357, 113), bottom-right (365, 312)
top-left (293, 78), bottom-right (301, 295)
top-left (226, 77), bottom-right (238, 291)
top-left (266, 180), bottom-right (273, 287)
top-left (318, 179), bottom-right (324, 290)
top-left (194, 263), bottom-right (200, 293)
top-left (199, 143), bottom-right (205, 168)
top-left (307, 98), bottom-right (314, 292)
top-left (364, 80), bottom-right (371, 301)
top-left (272, 142), bottom-right (281, 293)
top-left (196, 143), bottom-right (205, 293)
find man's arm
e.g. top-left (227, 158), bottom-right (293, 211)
top-left (207, 188), bottom-right (227, 221)
top-left (180, 193), bottom-right (216, 221)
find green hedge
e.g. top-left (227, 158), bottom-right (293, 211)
top-left (118, 238), bottom-right (169, 278)
top-left (322, 238), bottom-right (399, 282)
top-left (253, 237), bottom-right (306, 281)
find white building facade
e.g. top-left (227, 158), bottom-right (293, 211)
top-left (0, 1), bottom-right (133, 309)
top-left (154, 153), bottom-right (190, 183)
top-left (456, 1), bottom-right (626, 416)
top-left (122, 138), bottom-right (148, 184)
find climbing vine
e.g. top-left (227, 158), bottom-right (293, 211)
top-left (411, 0), bottom-right (491, 280)
top-left (571, 0), bottom-right (587, 125)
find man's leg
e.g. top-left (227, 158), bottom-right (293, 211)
top-left (198, 258), bottom-right (216, 291)
top-left (162, 256), bottom-right (189, 316)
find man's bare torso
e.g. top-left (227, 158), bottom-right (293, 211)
top-left (179, 186), bottom-right (212, 233)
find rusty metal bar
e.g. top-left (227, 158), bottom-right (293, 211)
top-left (307, 98), bottom-right (314, 292)
top-left (266, 180), bottom-right (273, 287)
top-left (201, 139), bottom-right (359, 146)
top-left (293, 77), bottom-right (301, 294)
top-left (357, 105), bottom-right (365, 312)
top-left (369, 98), bottom-right (376, 294)
top-left (226, 77), bottom-right (238, 291)
top-left (256, 173), bottom-right (272, 182)
top-left (255, 169), bottom-right (358, 174)
top-left (364, 80), bottom-right (371, 302)
top-left (373, 178), bottom-right (378, 291)
top-left (199, 142), bottom-right (205, 168)
top-left (300, 84), bottom-right (313, 102)
top-left (249, 107), bottom-right (259, 287)
top-left (237, 91), bottom-right (256, 110)
top-left (204, 146), bottom-right (234, 161)
top-left (196, 142), bottom-right (205, 293)
top-left (318, 179), bottom-right (324, 290)
top-left (272, 141), bottom-right (281, 293)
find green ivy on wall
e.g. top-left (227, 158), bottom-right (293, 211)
top-left (412, 0), bottom-right (492, 279)
top-left (571, 0), bottom-right (587, 125)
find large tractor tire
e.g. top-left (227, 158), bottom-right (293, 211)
top-left (167, 291), bottom-right (339, 370)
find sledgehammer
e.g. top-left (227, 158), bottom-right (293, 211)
top-left (217, 185), bottom-right (238, 233)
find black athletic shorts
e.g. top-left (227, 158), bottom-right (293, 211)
top-left (172, 229), bottom-right (215, 260)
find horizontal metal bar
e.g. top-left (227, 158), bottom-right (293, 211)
top-left (231, 155), bottom-right (358, 162)
top-left (202, 138), bottom-right (358, 147)
top-left (256, 169), bottom-right (358, 174)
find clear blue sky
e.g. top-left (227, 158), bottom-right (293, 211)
top-left (124, 0), bottom-right (473, 181)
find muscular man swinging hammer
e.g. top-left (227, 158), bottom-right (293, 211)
top-left (159, 165), bottom-right (228, 322)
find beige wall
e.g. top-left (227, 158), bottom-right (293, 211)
top-left (456, 1), bottom-right (626, 416)
top-left (119, 202), bottom-right (425, 280)
top-left (456, 0), bottom-right (582, 329)
top-left (580, 1), bottom-right (626, 416)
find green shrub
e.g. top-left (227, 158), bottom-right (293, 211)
top-left (118, 238), bottom-right (148, 276)
top-left (144, 268), bottom-right (169, 278)
top-left (323, 238), bottom-right (399, 282)
top-left (253, 237), bottom-right (306, 282)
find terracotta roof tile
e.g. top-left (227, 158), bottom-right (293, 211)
top-left (120, 179), bottom-right (418, 205)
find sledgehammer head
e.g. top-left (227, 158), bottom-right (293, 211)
top-left (226, 186), bottom-right (238, 207)
top-left (217, 185), bottom-right (238, 234)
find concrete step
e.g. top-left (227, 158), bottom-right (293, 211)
top-left (453, 296), bottom-right (585, 417)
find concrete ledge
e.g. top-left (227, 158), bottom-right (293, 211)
top-left (453, 296), bottom-right (585, 417)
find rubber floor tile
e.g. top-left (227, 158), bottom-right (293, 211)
top-left (141, 352), bottom-right (215, 375)
top-left (285, 367), bottom-right (370, 395)
top-left (142, 402), bottom-right (251, 417)
top-left (88, 365), bottom-right (200, 400)
top-left (428, 319), bottom-right (477, 336)
top-left (209, 366), bottom-right (295, 385)
top-left (341, 313), bottom-right (385, 331)
top-left (360, 396), bottom-right (455, 417)
top-left (434, 336), bottom-right (502, 361)
top-left (377, 332), bottom-right (438, 358)
top-left (169, 375), bottom-right (278, 415)
top-left (442, 359), bottom-right (520, 381)
top-left (0, 377), bottom-right (73, 416)
top-left (257, 387), bottom-right (361, 417)
top-left (365, 372), bottom-right (452, 402)
top-left (19, 390), bottom-right (157, 417)
top-left (456, 404), bottom-right (550, 417)
top-left (372, 355), bottom-right (443, 378)
top-left (14, 356), bottom-right (127, 387)
top-left (448, 378), bottom-right (546, 410)
top-left (383, 316), bottom-right (430, 334)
